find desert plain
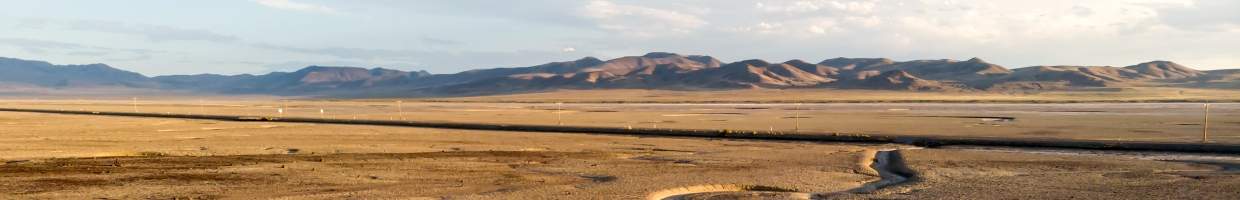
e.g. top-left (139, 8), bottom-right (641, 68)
top-left (2, 91), bottom-right (1240, 199)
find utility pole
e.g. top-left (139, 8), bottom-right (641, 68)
top-left (555, 102), bottom-right (564, 126)
top-left (397, 100), bottom-right (404, 120)
top-left (131, 97), bottom-right (138, 112)
top-left (794, 103), bottom-right (802, 132)
top-left (1203, 103), bottom-right (1211, 144)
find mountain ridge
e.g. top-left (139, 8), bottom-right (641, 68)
top-left (0, 53), bottom-right (1235, 97)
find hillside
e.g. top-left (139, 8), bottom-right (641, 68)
top-left (0, 57), bottom-right (157, 89)
top-left (0, 53), bottom-right (1236, 97)
top-left (153, 66), bottom-right (432, 95)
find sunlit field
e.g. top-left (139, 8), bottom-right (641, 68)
top-left (2, 94), bottom-right (1235, 144)
top-left (3, 98), bottom-right (1239, 199)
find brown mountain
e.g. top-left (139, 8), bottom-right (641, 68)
top-left (429, 55), bottom-right (1235, 94)
top-left (1123, 61), bottom-right (1204, 79)
top-left (818, 57), bottom-right (894, 70)
top-left (1, 53), bottom-right (1236, 97)
top-left (858, 58), bottom-right (1010, 79)
top-left (982, 61), bottom-right (1205, 90)
top-left (839, 70), bottom-right (950, 91)
top-left (1177, 69), bottom-right (1240, 89)
top-left (587, 52), bottom-right (721, 75)
top-left (783, 60), bottom-right (840, 76)
top-left (692, 59), bottom-right (834, 87)
top-left (996, 66), bottom-right (1142, 87)
top-left (155, 66), bottom-right (431, 95)
top-left (438, 56), bottom-right (837, 94)
top-left (432, 53), bottom-right (726, 94)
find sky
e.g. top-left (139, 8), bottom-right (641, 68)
top-left (0, 0), bottom-right (1237, 76)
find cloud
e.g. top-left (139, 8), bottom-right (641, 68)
top-left (0, 38), bottom-right (88, 50)
top-left (0, 38), bottom-right (161, 61)
top-left (253, 43), bottom-right (410, 60)
top-left (756, 0), bottom-right (878, 14)
top-left (15, 18), bottom-right (239, 43)
top-left (578, 0), bottom-right (708, 37)
top-left (68, 21), bottom-right (240, 43)
top-left (1156, 0), bottom-right (1240, 32)
top-left (253, 43), bottom-right (596, 73)
top-left (420, 37), bottom-right (463, 47)
top-left (726, 21), bottom-right (785, 34)
top-left (254, 0), bottom-right (340, 14)
top-left (736, 0), bottom-right (1201, 42)
top-left (573, 0), bottom-right (1236, 69)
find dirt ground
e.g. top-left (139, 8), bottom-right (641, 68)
top-left (2, 111), bottom-right (1239, 199)
top-left (3, 99), bottom-right (1235, 144)
top-left (841, 149), bottom-right (1240, 199)
top-left (0, 112), bottom-right (887, 199)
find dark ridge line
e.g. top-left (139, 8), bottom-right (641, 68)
top-left (0, 107), bottom-right (1237, 154)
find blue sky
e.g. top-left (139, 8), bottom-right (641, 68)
top-left (0, 0), bottom-right (1237, 76)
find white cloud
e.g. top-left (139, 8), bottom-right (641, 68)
top-left (807, 20), bottom-right (840, 34)
top-left (254, 0), bottom-right (339, 14)
top-left (643, 0), bottom-right (1236, 69)
top-left (757, 0), bottom-right (878, 15)
top-left (1157, 0), bottom-right (1240, 32)
top-left (252, 43), bottom-right (594, 73)
top-left (579, 0), bottom-right (708, 38)
top-left (742, 0), bottom-right (1204, 42)
top-left (561, 47), bottom-right (577, 52)
top-left (15, 18), bottom-right (239, 43)
top-left (727, 21), bottom-right (784, 34)
top-left (0, 38), bottom-right (162, 61)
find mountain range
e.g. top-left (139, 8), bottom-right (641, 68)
top-left (1, 52), bottom-right (1237, 97)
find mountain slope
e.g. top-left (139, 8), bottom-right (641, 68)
top-left (0, 57), bottom-right (157, 88)
top-left (840, 58), bottom-right (1010, 86)
top-left (431, 53), bottom-right (726, 93)
top-left (1124, 61), bottom-right (1204, 79)
top-left (154, 66), bottom-right (431, 94)
top-left (837, 70), bottom-right (951, 91)
top-left (1, 54), bottom-right (1235, 97)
